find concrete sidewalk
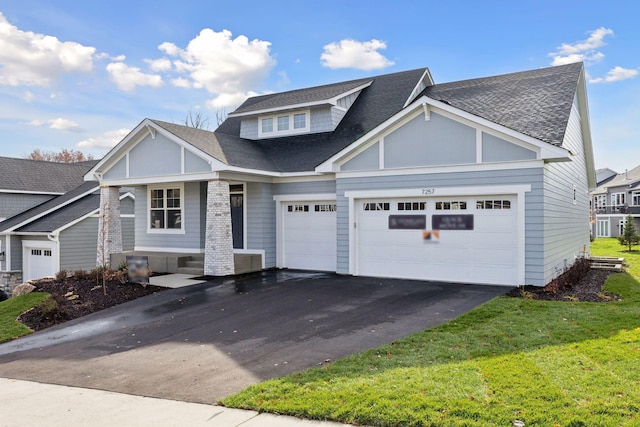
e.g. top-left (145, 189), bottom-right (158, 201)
top-left (0, 378), bottom-right (351, 427)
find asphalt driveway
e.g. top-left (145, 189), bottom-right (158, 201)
top-left (0, 271), bottom-right (508, 404)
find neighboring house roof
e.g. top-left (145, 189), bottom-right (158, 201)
top-left (421, 62), bottom-right (583, 145)
top-left (15, 194), bottom-right (100, 233)
top-left (592, 164), bottom-right (640, 194)
top-left (596, 168), bottom-right (618, 186)
top-left (0, 181), bottom-right (99, 232)
top-left (0, 157), bottom-right (98, 194)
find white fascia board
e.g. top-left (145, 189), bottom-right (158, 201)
top-left (575, 70), bottom-right (596, 190)
top-left (4, 186), bottom-right (101, 233)
top-left (402, 68), bottom-right (434, 108)
top-left (273, 193), bottom-right (336, 202)
top-left (227, 82), bottom-right (373, 118)
top-left (0, 189), bottom-right (64, 196)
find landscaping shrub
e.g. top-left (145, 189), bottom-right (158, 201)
top-left (543, 258), bottom-right (591, 294)
top-left (37, 294), bottom-right (69, 323)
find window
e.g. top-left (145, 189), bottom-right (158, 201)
top-left (288, 204), bottom-right (309, 212)
top-left (261, 117), bottom-right (273, 133)
top-left (258, 110), bottom-right (310, 138)
top-left (476, 200), bottom-right (511, 210)
top-left (43, 250), bottom-right (52, 257)
top-left (149, 186), bottom-right (183, 231)
top-left (315, 204), bottom-right (336, 212)
top-left (436, 201), bottom-right (467, 210)
top-left (632, 191), bottom-right (640, 206)
top-left (398, 201), bottom-right (426, 211)
top-left (31, 249), bottom-right (42, 256)
top-left (611, 192), bottom-right (626, 206)
top-left (363, 202), bottom-right (390, 211)
top-left (594, 195), bottom-right (606, 209)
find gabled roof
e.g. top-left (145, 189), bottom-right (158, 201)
top-left (15, 194), bottom-right (100, 233)
top-left (229, 78), bottom-right (373, 116)
top-left (592, 164), bottom-right (640, 194)
top-left (0, 156), bottom-right (98, 193)
top-left (0, 181), bottom-right (99, 232)
top-left (421, 62), bottom-right (583, 145)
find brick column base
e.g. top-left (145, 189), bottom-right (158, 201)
top-left (205, 180), bottom-right (235, 276)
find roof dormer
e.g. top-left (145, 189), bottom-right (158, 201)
top-left (229, 78), bottom-right (373, 140)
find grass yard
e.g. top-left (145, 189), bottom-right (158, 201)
top-left (0, 292), bottom-right (49, 344)
top-left (222, 238), bottom-right (640, 426)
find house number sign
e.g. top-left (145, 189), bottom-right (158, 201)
top-left (421, 188), bottom-right (436, 195)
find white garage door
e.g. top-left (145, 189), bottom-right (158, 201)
top-left (25, 246), bottom-right (56, 281)
top-left (283, 201), bottom-right (337, 271)
top-left (357, 196), bottom-right (518, 285)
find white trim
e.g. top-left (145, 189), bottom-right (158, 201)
top-left (403, 69), bottom-right (434, 108)
top-left (5, 235), bottom-right (10, 270)
top-left (476, 129), bottom-right (483, 163)
top-left (147, 183), bottom-right (185, 234)
top-left (337, 160), bottom-right (544, 179)
top-left (344, 184), bottom-right (530, 284)
top-left (180, 146), bottom-right (185, 175)
top-left (0, 189), bottom-right (63, 196)
top-left (271, 174), bottom-right (335, 184)
top-left (3, 186), bottom-right (101, 233)
top-left (273, 193), bottom-right (337, 269)
top-left (234, 249), bottom-right (266, 269)
top-left (134, 246), bottom-right (205, 254)
top-left (379, 138), bottom-right (385, 169)
top-left (52, 193), bottom-right (135, 235)
top-left (22, 239), bottom-right (59, 281)
top-left (228, 81), bottom-right (373, 118)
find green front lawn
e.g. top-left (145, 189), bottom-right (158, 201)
top-left (0, 292), bottom-right (49, 343)
top-left (222, 238), bottom-right (640, 426)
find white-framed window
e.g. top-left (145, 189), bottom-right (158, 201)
top-left (287, 204), bottom-right (309, 212)
top-left (436, 201), bottom-right (467, 210)
top-left (363, 202), bottom-right (390, 211)
top-left (632, 191), bottom-right (640, 206)
top-left (594, 195), bottom-right (606, 209)
top-left (315, 204), bottom-right (336, 212)
top-left (258, 110), bottom-right (310, 138)
top-left (611, 192), bottom-right (626, 206)
top-left (596, 219), bottom-right (609, 237)
top-left (148, 184), bottom-right (184, 233)
top-left (397, 201), bottom-right (426, 211)
top-left (476, 200), bottom-right (511, 210)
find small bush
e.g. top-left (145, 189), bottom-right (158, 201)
top-left (55, 269), bottom-right (69, 281)
top-left (544, 258), bottom-right (591, 293)
top-left (72, 269), bottom-right (88, 281)
top-left (38, 294), bottom-right (68, 322)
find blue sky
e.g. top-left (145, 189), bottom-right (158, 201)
top-left (0, 0), bottom-right (638, 172)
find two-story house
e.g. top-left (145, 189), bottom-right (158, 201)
top-left (86, 62), bottom-right (595, 287)
top-left (591, 165), bottom-right (640, 238)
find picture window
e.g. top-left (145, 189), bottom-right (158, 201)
top-left (149, 186), bottom-right (183, 230)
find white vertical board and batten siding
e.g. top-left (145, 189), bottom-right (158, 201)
top-left (135, 182), bottom-right (203, 251)
top-left (542, 97), bottom-right (590, 283)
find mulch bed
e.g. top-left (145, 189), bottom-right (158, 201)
top-left (18, 277), bottom-right (167, 332)
top-left (506, 269), bottom-right (621, 302)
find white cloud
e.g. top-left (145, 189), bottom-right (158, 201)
top-left (145, 57), bottom-right (172, 72)
top-left (106, 62), bottom-right (163, 92)
top-left (549, 27), bottom-right (612, 66)
top-left (158, 28), bottom-right (275, 108)
top-left (206, 91), bottom-right (258, 109)
top-left (0, 12), bottom-right (95, 86)
top-left (589, 66), bottom-right (639, 83)
top-left (28, 117), bottom-right (82, 132)
top-left (321, 39), bottom-right (394, 71)
top-left (23, 91), bottom-right (34, 103)
top-left (77, 128), bottom-right (130, 149)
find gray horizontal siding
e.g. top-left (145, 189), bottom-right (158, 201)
top-left (135, 182), bottom-right (203, 250)
top-left (247, 182), bottom-right (276, 267)
top-left (336, 167), bottom-right (545, 284)
top-left (0, 193), bottom-right (54, 219)
top-left (60, 217), bottom-right (99, 271)
top-left (273, 180), bottom-right (336, 196)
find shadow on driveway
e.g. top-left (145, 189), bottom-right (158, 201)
top-left (0, 270), bottom-right (509, 404)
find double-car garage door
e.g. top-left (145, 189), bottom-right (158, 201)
top-left (280, 195), bottom-right (519, 285)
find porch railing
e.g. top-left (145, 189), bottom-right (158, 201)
top-left (594, 205), bottom-right (640, 215)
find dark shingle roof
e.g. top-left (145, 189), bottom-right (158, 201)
top-left (231, 78), bottom-right (373, 115)
top-left (0, 157), bottom-right (98, 193)
top-left (0, 181), bottom-right (99, 232)
top-left (16, 194), bottom-right (100, 233)
top-left (422, 62), bottom-right (583, 145)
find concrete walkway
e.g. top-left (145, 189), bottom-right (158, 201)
top-left (1, 378), bottom-right (351, 427)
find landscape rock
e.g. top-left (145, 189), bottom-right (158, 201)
top-left (12, 283), bottom-right (36, 298)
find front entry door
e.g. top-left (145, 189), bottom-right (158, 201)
top-left (230, 193), bottom-right (244, 249)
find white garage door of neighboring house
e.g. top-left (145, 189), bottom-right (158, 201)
top-left (357, 195), bottom-right (519, 285)
top-left (23, 241), bottom-right (57, 281)
top-left (282, 200), bottom-right (337, 271)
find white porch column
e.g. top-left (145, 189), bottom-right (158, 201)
top-left (96, 185), bottom-right (122, 267)
top-left (205, 180), bottom-right (235, 276)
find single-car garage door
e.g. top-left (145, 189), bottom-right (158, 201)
top-left (357, 195), bottom-right (518, 285)
top-left (24, 245), bottom-right (56, 281)
top-left (282, 201), bottom-right (337, 271)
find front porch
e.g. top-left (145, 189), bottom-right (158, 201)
top-left (111, 251), bottom-right (263, 276)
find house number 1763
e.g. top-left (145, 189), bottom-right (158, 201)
top-left (421, 188), bottom-right (435, 195)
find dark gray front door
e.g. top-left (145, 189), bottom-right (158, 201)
top-left (230, 193), bottom-right (243, 249)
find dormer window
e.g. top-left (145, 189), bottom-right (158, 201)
top-left (258, 110), bottom-right (310, 138)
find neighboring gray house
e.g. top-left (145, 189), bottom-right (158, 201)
top-left (591, 165), bottom-right (640, 238)
top-left (87, 62), bottom-right (595, 287)
top-left (0, 157), bottom-right (96, 221)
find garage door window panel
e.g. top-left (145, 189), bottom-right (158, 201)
top-left (436, 201), bottom-right (467, 210)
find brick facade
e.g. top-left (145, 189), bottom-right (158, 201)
top-left (204, 180), bottom-right (235, 276)
top-left (96, 186), bottom-right (122, 267)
